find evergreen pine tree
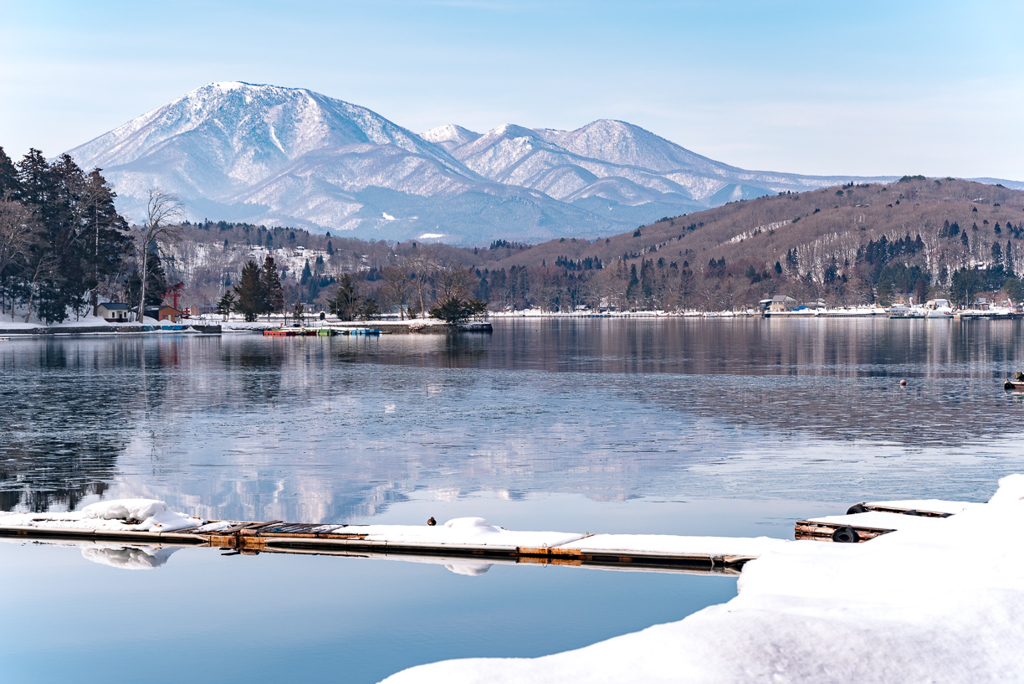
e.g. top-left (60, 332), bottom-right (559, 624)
top-left (216, 291), bottom-right (236, 320)
top-left (625, 264), bottom-right (639, 304)
top-left (0, 147), bottom-right (21, 196)
top-left (329, 274), bottom-right (360, 321)
top-left (17, 151), bottom-right (91, 322)
top-left (234, 260), bottom-right (266, 322)
top-left (261, 255), bottom-right (284, 316)
top-left (83, 169), bottom-right (132, 302)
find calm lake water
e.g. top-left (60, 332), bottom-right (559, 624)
top-left (3, 318), bottom-right (1024, 683)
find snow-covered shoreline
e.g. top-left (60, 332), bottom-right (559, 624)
top-left (382, 475), bottom-right (1024, 684)
top-left (0, 311), bottom-right (220, 335)
top-left (4, 477), bottom-right (1023, 683)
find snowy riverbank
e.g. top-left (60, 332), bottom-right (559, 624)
top-left (383, 475), bottom-right (1024, 684)
top-left (0, 311), bottom-right (222, 335)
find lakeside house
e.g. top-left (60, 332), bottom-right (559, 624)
top-left (96, 302), bottom-right (131, 322)
top-left (144, 305), bottom-right (185, 323)
top-left (768, 295), bottom-right (797, 312)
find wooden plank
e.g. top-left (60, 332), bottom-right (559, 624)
top-left (794, 520), bottom-right (893, 542)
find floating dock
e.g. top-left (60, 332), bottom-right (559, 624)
top-left (795, 499), bottom-right (977, 542)
top-left (0, 516), bottom-right (784, 575)
top-left (263, 327), bottom-right (380, 337)
top-left (0, 497), bottom-right (977, 574)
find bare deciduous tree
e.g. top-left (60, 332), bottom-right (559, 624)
top-left (137, 189), bottom-right (184, 321)
top-left (405, 249), bottom-right (437, 319)
top-left (379, 265), bottom-right (410, 319)
top-left (434, 257), bottom-right (476, 303)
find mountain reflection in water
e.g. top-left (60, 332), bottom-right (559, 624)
top-left (2, 318), bottom-right (1024, 522)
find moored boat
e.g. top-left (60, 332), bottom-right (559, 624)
top-left (1004, 372), bottom-right (1024, 390)
top-left (924, 298), bottom-right (953, 318)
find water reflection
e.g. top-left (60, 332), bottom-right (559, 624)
top-left (1, 319), bottom-right (1024, 521)
top-left (81, 544), bottom-right (178, 570)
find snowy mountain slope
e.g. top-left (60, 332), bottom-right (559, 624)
top-left (65, 81), bottom-right (907, 244)
top-left (71, 81), bottom-right (465, 177)
top-left (420, 124), bottom-right (481, 152)
top-left (446, 119), bottom-right (877, 209)
top-left (536, 119), bottom-right (729, 175)
top-left (67, 83), bottom-right (497, 232)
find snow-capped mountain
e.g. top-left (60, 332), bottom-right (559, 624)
top-left (420, 124), bottom-right (481, 152)
top-left (68, 81), bottom-right (893, 244)
top-left (445, 119), bottom-right (869, 212)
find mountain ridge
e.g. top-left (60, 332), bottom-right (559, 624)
top-left (65, 81), bottom-right (1021, 245)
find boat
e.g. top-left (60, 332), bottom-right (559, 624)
top-left (924, 299), bottom-right (953, 318)
top-left (1004, 372), bottom-right (1024, 391)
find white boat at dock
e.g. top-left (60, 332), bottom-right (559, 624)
top-left (924, 298), bottom-right (953, 318)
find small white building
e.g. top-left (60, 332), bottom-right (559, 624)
top-left (97, 302), bottom-right (131, 322)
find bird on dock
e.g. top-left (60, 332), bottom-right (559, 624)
top-left (427, 517), bottom-right (436, 526)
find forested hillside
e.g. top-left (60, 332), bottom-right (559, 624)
top-left (155, 177), bottom-right (1024, 315)
top-left (468, 178), bottom-right (1024, 310)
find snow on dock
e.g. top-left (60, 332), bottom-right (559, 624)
top-left (553, 534), bottom-right (788, 566)
top-left (0, 508), bottom-right (783, 573)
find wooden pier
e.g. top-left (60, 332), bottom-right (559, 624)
top-left (795, 499), bottom-right (976, 542)
top-left (0, 496), bottom-right (979, 574)
top-left (0, 515), bottom-right (786, 575)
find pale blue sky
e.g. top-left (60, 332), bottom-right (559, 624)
top-left (2, 0), bottom-right (1022, 178)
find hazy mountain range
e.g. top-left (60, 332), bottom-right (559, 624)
top-left (66, 82), bottom-right (1021, 245)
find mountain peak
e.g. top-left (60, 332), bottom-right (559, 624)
top-left (420, 124), bottom-right (480, 151)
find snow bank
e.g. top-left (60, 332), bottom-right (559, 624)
top-left (383, 476), bottom-right (1024, 684)
top-left (988, 473), bottom-right (1024, 504)
top-left (0, 499), bottom-right (204, 533)
top-left (79, 499), bottom-right (202, 531)
top-left (82, 499), bottom-right (167, 522)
